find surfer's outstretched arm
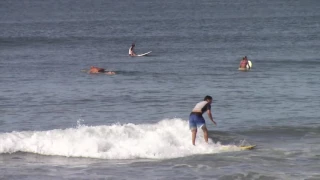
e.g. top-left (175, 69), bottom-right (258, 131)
top-left (207, 109), bottom-right (216, 125)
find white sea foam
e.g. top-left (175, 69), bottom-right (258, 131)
top-left (0, 118), bottom-right (242, 159)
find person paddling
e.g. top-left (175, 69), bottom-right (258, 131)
top-left (88, 66), bottom-right (116, 75)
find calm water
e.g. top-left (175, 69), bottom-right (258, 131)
top-left (1, 0), bottom-right (320, 179)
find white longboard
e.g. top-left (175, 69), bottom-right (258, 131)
top-left (137, 51), bottom-right (152, 57)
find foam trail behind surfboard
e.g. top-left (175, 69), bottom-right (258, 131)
top-left (0, 118), bottom-right (245, 159)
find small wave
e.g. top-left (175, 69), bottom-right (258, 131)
top-left (0, 119), bottom-right (243, 159)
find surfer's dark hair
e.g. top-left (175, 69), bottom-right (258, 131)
top-left (204, 95), bottom-right (212, 101)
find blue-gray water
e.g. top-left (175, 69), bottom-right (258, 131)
top-left (1, 0), bottom-right (320, 179)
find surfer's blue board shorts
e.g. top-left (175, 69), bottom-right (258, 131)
top-left (189, 113), bottom-right (206, 130)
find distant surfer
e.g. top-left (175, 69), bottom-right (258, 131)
top-left (189, 95), bottom-right (216, 146)
top-left (129, 43), bottom-right (136, 56)
top-left (88, 66), bottom-right (116, 75)
top-left (239, 56), bottom-right (249, 69)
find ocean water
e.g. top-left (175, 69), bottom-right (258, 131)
top-left (1, 0), bottom-right (320, 179)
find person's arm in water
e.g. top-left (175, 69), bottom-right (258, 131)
top-left (207, 109), bottom-right (216, 125)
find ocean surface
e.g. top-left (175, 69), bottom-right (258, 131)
top-left (1, 0), bottom-right (320, 179)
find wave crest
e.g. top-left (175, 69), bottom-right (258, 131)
top-left (0, 118), bottom-right (242, 159)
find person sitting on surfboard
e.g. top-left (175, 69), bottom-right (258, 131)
top-left (239, 56), bottom-right (249, 69)
top-left (88, 66), bottom-right (116, 75)
top-left (189, 96), bottom-right (216, 146)
top-left (129, 43), bottom-right (136, 56)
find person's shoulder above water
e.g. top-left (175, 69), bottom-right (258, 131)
top-left (89, 66), bottom-right (105, 73)
top-left (88, 66), bottom-right (116, 75)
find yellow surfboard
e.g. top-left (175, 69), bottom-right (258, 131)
top-left (239, 145), bottom-right (256, 150)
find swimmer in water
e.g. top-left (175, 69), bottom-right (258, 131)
top-left (88, 66), bottom-right (116, 75)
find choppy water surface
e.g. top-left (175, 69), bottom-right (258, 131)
top-left (1, 0), bottom-right (320, 179)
